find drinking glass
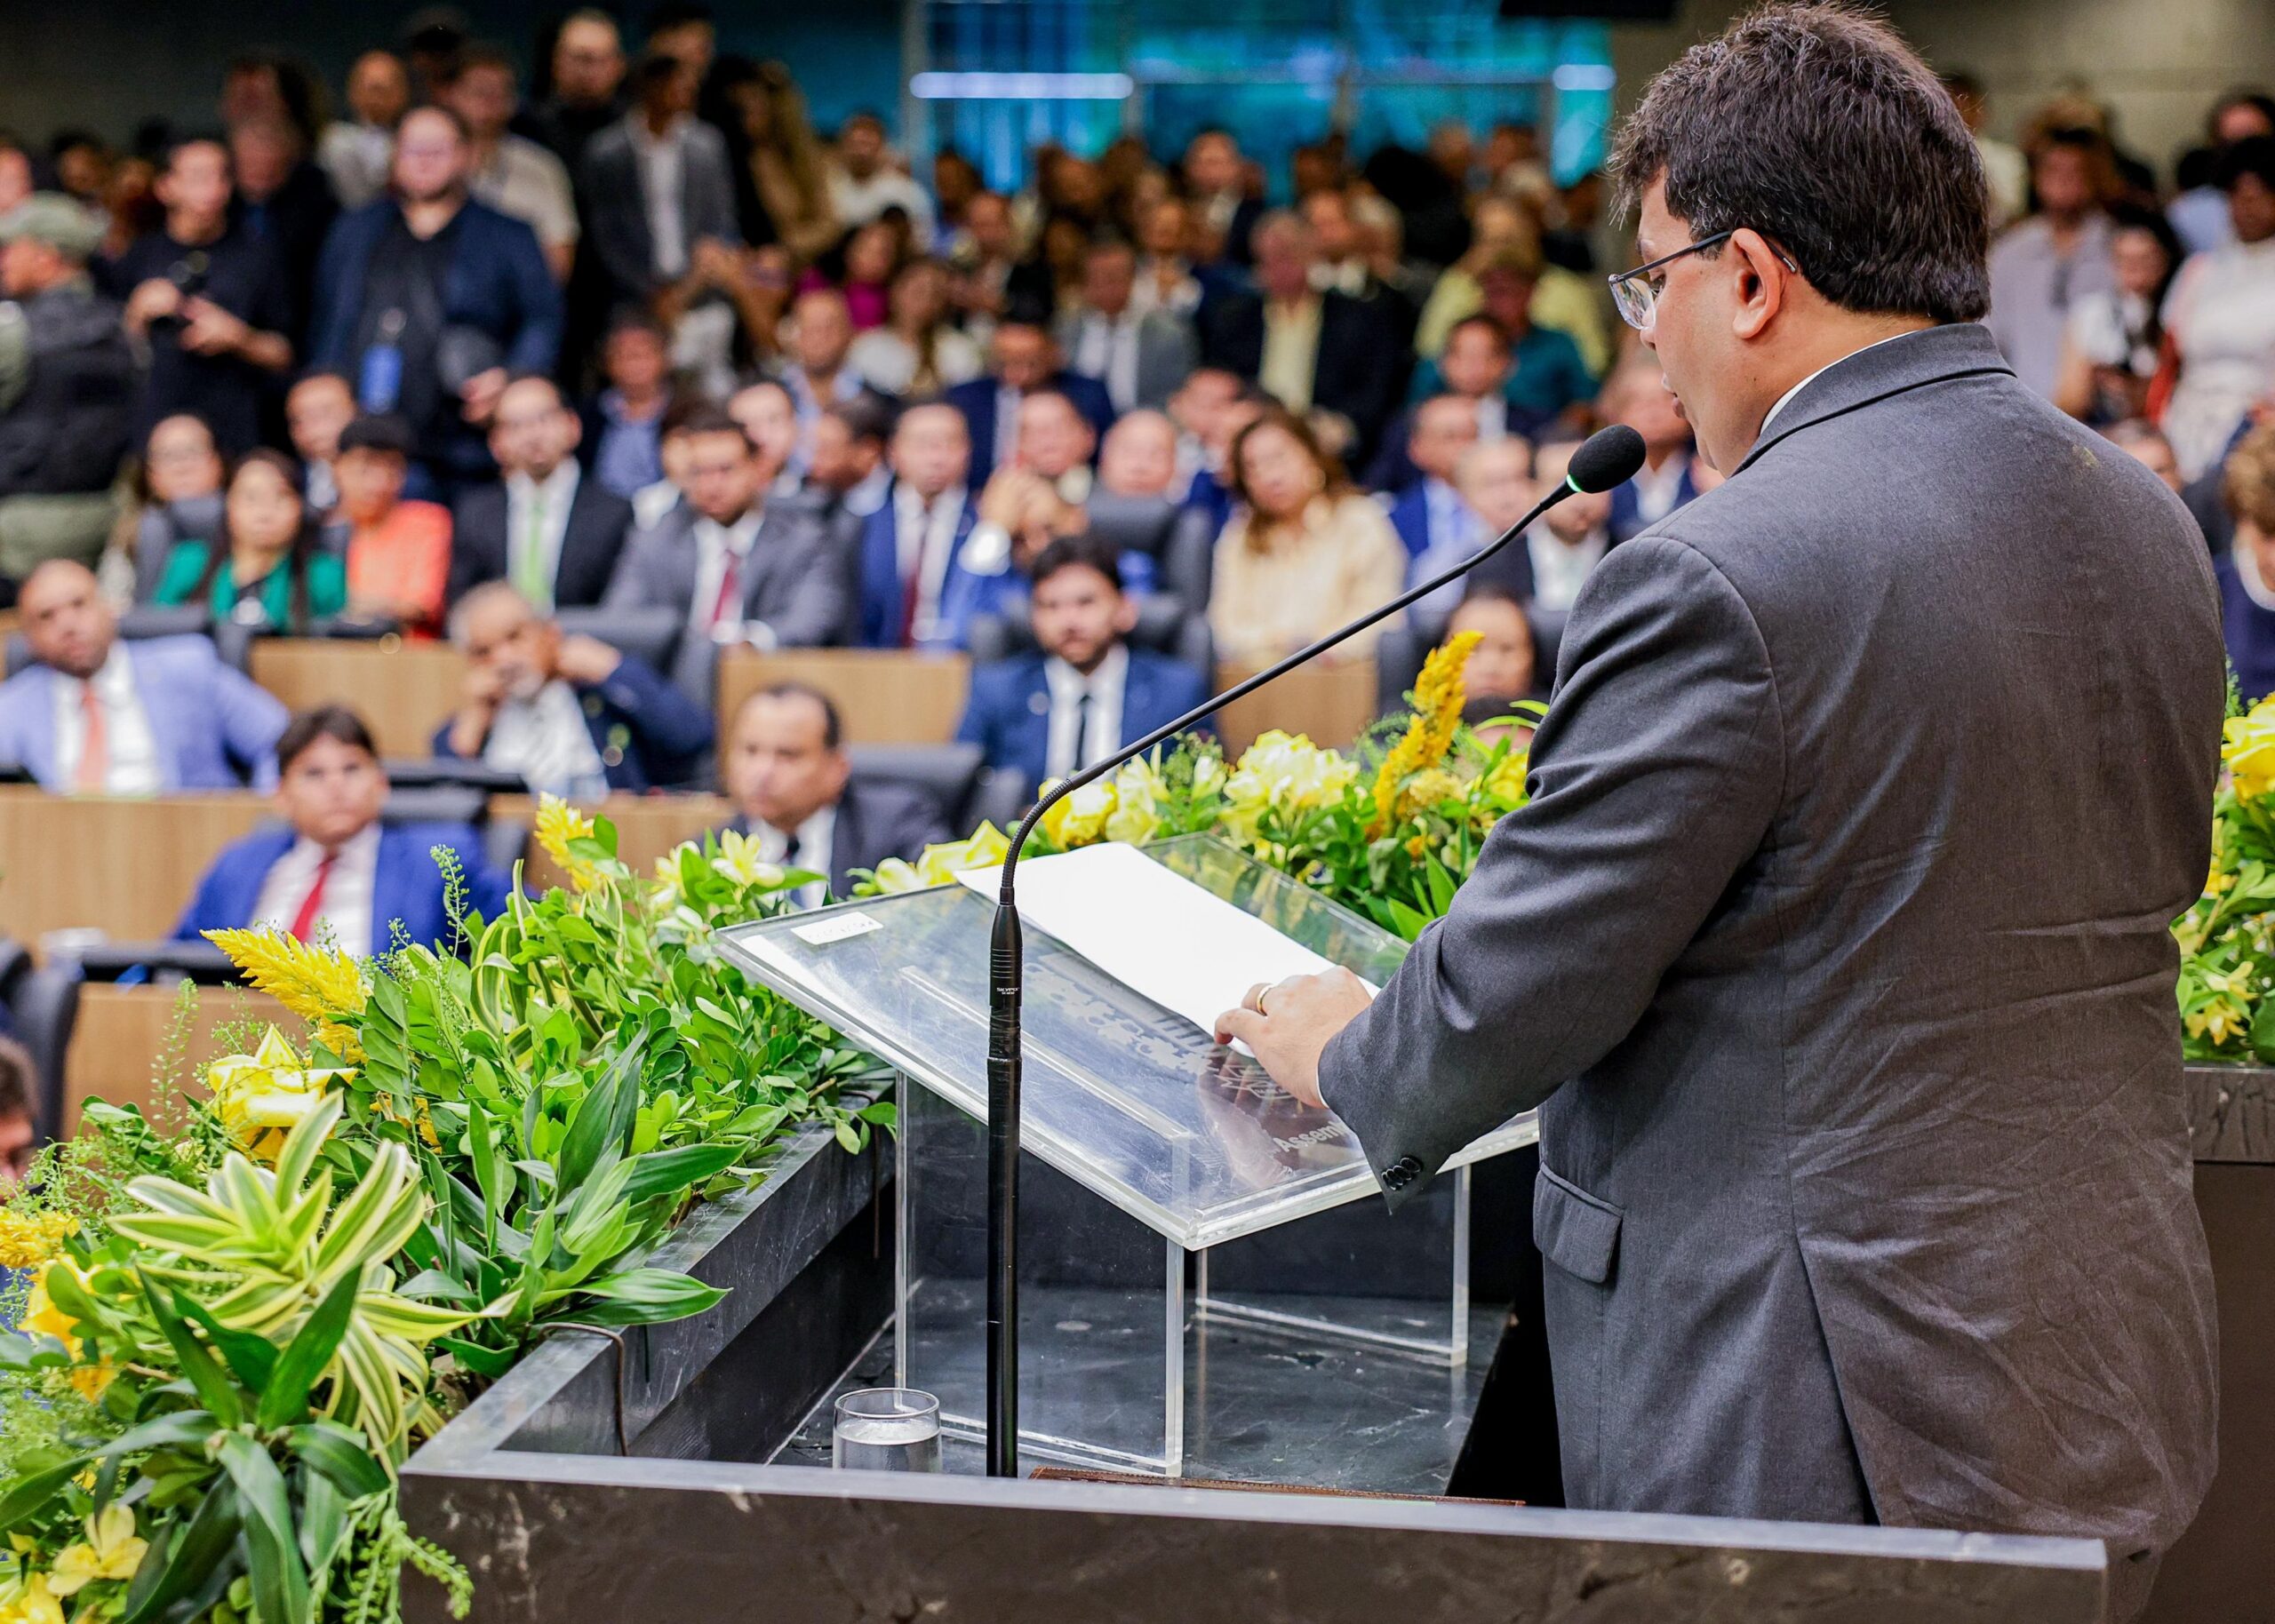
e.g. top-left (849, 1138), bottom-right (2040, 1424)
top-left (832, 1388), bottom-right (943, 1473)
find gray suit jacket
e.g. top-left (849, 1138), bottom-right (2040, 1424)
top-left (603, 499), bottom-right (850, 698)
top-left (1321, 324), bottom-right (2221, 1602)
top-left (1053, 306), bottom-right (1198, 411)
top-left (578, 115), bottom-right (740, 303)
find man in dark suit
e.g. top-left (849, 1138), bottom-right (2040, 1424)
top-left (719, 682), bottom-right (949, 906)
top-left (450, 376), bottom-right (633, 607)
top-left (435, 582), bottom-right (711, 793)
top-left (942, 312), bottom-right (1115, 481)
top-left (1198, 211), bottom-right (1408, 473)
top-left (1053, 238), bottom-right (1200, 416)
top-left (1600, 360), bottom-right (1704, 545)
top-left (857, 402), bottom-right (978, 649)
top-left (1385, 395), bottom-right (1485, 562)
top-left (1217, 11), bottom-right (2221, 1619)
top-left (955, 535), bottom-right (1210, 792)
top-left (175, 705), bottom-right (509, 957)
top-left (604, 407), bottom-right (849, 697)
top-left (576, 50), bottom-right (740, 316)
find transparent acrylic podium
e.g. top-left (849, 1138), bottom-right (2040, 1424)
top-left (718, 835), bottom-right (1536, 1477)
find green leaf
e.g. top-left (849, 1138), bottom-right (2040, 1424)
top-left (555, 1038), bottom-right (645, 1192)
top-left (563, 1268), bottom-right (729, 1327)
top-left (617, 1142), bottom-right (741, 1208)
top-left (285, 1421), bottom-right (390, 1500)
top-left (1383, 896), bottom-right (1433, 942)
top-left (119, 1476), bottom-right (238, 1624)
top-left (468, 1102), bottom-right (504, 1254)
top-left (436, 1336), bottom-right (519, 1380)
top-left (0, 1455), bottom-right (93, 1534)
top-left (140, 1278), bottom-right (243, 1429)
top-left (253, 1270), bottom-right (361, 1431)
top-left (217, 1434), bottom-right (312, 1624)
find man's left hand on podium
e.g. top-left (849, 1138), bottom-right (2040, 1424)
top-left (1213, 968), bottom-right (1375, 1111)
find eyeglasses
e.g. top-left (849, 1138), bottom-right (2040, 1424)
top-left (1608, 228), bottom-right (1798, 330)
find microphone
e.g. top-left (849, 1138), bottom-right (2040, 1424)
top-left (978, 422), bottom-right (1645, 1477)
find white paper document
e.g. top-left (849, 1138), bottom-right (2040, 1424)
top-left (956, 842), bottom-right (1372, 1039)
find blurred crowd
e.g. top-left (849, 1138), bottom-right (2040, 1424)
top-left (4, 5), bottom-right (2275, 968)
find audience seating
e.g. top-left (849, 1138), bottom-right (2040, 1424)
top-left (845, 741), bottom-right (1024, 833)
top-left (1214, 656), bottom-right (1380, 756)
top-left (247, 637), bottom-right (467, 758)
top-left (494, 792), bottom-right (730, 891)
top-left (0, 935), bottom-right (77, 1143)
top-left (1082, 494), bottom-right (1218, 614)
top-left (0, 788), bottom-right (271, 955)
top-left (4, 604), bottom-right (222, 678)
top-left (60, 984), bottom-right (291, 1138)
top-left (714, 648), bottom-right (970, 745)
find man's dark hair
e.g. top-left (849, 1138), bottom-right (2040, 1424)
top-left (1445, 312), bottom-right (1512, 353)
top-left (744, 681), bottom-right (843, 751)
top-left (277, 705), bottom-right (378, 773)
top-left (677, 403), bottom-right (754, 452)
top-left (443, 41), bottom-right (519, 84)
top-left (161, 132), bottom-right (232, 173)
top-left (645, 1), bottom-right (714, 36)
top-left (633, 52), bottom-right (687, 93)
top-left (1030, 533), bottom-right (1123, 596)
top-left (1610, 2), bottom-right (1990, 324)
top-left (829, 394), bottom-right (896, 446)
top-left (2216, 134), bottom-right (2275, 195)
top-left (1456, 581), bottom-right (1526, 616)
top-left (0, 1035), bottom-right (35, 1131)
top-left (338, 414), bottom-right (417, 458)
top-left (606, 306), bottom-right (669, 343)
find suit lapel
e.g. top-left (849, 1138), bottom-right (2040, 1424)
top-left (1737, 323), bottom-right (2014, 474)
top-left (18, 667), bottom-right (59, 786)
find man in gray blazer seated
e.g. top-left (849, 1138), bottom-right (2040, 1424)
top-left (603, 407), bottom-right (848, 699)
top-left (1054, 237), bottom-right (1199, 416)
top-left (1217, 11), bottom-right (2222, 1619)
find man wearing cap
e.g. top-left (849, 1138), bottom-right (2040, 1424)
top-left (0, 194), bottom-right (134, 581)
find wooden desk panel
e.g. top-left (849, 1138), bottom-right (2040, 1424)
top-left (716, 649), bottom-right (970, 745)
top-left (1214, 658), bottom-right (1381, 758)
top-left (0, 789), bottom-right (269, 954)
top-left (490, 793), bottom-right (730, 893)
top-left (62, 984), bottom-right (292, 1136)
top-left (250, 639), bottom-right (467, 758)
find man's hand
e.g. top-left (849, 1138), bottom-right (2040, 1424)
top-left (1212, 967), bottom-right (1375, 1110)
top-left (123, 278), bottom-right (182, 335)
top-left (447, 662), bottom-right (507, 758)
top-left (178, 297), bottom-right (252, 356)
top-left (459, 367), bottom-right (508, 424)
top-left (554, 633), bottom-right (623, 685)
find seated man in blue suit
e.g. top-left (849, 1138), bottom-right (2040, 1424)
top-left (857, 403), bottom-right (978, 649)
top-left (434, 582), bottom-right (712, 793)
top-left (956, 535), bottom-right (1211, 793)
top-left (176, 706), bottom-right (510, 958)
top-left (1386, 395), bottom-right (1487, 564)
top-left (1600, 361), bottom-right (1703, 545)
top-left (0, 561), bottom-right (288, 793)
top-left (940, 308), bottom-right (1115, 481)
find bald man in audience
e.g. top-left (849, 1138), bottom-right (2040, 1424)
top-left (1404, 435), bottom-right (1537, 621)
top-left (718, 683), bottom-right (949, 907)
top-left (0, 560), bottom-right (287, 792)
top-left (1387, 394), bottom-right (1485, 568)
top-left (1009, 388), bottom-right (1098, 506)
top-left (1098, 409), bottom-right (1181, 500)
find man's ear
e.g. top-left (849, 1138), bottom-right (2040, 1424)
top-left (1727, 227), bottom-right (1792, 342)
top-left (1113, 591), bottom-right (1139, 635)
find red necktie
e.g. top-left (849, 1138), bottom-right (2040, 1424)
top-left (288, 854), bottom-right (337, 943)
top-left (710, 541), bottom-right (745, 631)
top-left (75, 685), bottom-right (107, 794)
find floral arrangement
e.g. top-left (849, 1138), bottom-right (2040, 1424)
top-left (2177, 690), bottom-right (2275, 1059)
top-left (867, 632), bottom-right (1543, 941)
top-left (0, 800), bottom-right (887, 1624)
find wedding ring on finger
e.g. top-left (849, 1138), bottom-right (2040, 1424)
top-left (1243, 981), bottom-right (1274, 1017)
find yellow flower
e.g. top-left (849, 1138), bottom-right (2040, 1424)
top-left (534, 795), bottom-right (603, 890)
top-left (1222, 731), bottom-right (1356, 848)
top-left (22, 1263), bottom-right (116, 1403)
top-left (1372, 631), bottom-right (1478, 833)
top-left (907, 822), bottom-right (1016, 886)
top-left (204, 1027), bottom-right (354, 1165)
top-left (0, 1571), bottom-right (65, 1624)
top-left (1482, 748), bottom-right (1530, 807)
top-left (2186, 997), bottom-right (2251, 1045)
top-left (1105, 757), bottom-right (1164, 846)
top-left (651, 849), bottom-right (688, 912)
top-left (711, 827), bottom-right (786, 890)
top-left (866, 857), bottom-right (926, 895)
top-left (2222, 701), bottom-right (2275, 800)
top-left (0, 1210), bottom-right (75, 1270)
top-left (203, 928), bottom-right (367, 1061)
top-left (1038, 779), bottom-right (1116, 848)
top-left (44, 1506), bottom-right (146, 1597)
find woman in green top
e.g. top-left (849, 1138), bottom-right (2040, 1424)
top-left (156, 450), bottom-right (347, 632)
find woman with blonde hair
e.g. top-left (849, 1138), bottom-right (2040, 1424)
top-left (1209, 407), bottom-right (1406, 668)
top-left (848, 258), bottom-right (983, 397)
top-left (720, 59), bottom-right (840, 264)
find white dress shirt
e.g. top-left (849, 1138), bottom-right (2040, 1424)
top-left (1629, 454), bottom-right (1691, 530)
top-left (52, 643), bottom-right (160, 796)
top-left (1131, 259), bottom-right (1201, 319)
top-left (752, 805), bottom-right (837, 910)
top-left (504, 460), bottom-right (581, 609)
top-left (483, 679), bottom-right (608, 799)
top-left (626, 115), bottom-right (690, 278)
top-left (1071, 310), bottom-right (1142, 413)
top-left (250, 823), bottom-right (381, 957)
top-left (1043, 642), bottom-right (1129, 782)
top-left (690, 508), bottom-right (767, 643)
top-left (1410, 479), bottom-right (1484, 617)
top-left (893, 482), bottom-right (967, 644)
top-left (1473, 395), bottom-right (1509, 442)
top-left (1527, 522), bottom-right (1609, 612)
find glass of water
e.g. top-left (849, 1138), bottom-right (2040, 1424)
top-left (832, 1388), bottom-right (943, 1473)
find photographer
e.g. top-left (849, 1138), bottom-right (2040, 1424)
top-left (115, 135), bottom-right (293, 455)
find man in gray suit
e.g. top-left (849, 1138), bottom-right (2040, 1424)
top-left (1054, 238), bottom-right (1199, 415)
top-left (578, 50), bottom-right (739, 316)
top-left (604, 407), bottom-right (848, 700)
top-left (1217, 9), bottom-right (2221, 1619)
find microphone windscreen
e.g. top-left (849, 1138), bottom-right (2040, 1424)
top-left (1567, 424), bottom-right (1648, 494)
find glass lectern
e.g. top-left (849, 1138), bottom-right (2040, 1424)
top-left (718, 835), bottom-right (1536, 1476)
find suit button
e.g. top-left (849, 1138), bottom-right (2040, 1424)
top-left (1382, 1156), bottom-right (1422, 1191)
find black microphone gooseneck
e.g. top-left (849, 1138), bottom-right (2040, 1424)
top-left (978, 425), bottom-right (1647, 1477)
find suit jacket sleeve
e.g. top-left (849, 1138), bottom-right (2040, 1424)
top-left (953, 674), bottom-right (991, 752)
top-left (601, 526), bottom-right (661, 609)
top-left (213, 663), bottom-right (290, 790)
top-left (1317, 537), bottom-right (1784, 1206)
top-left (595, 654), bottom-right (714, 760)
top-left (757, 529), bottom-right (851, 648)
top-left (307, 212), bottom-right (362, 372)
top-left (499, 218), bottom-right (565, 377)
